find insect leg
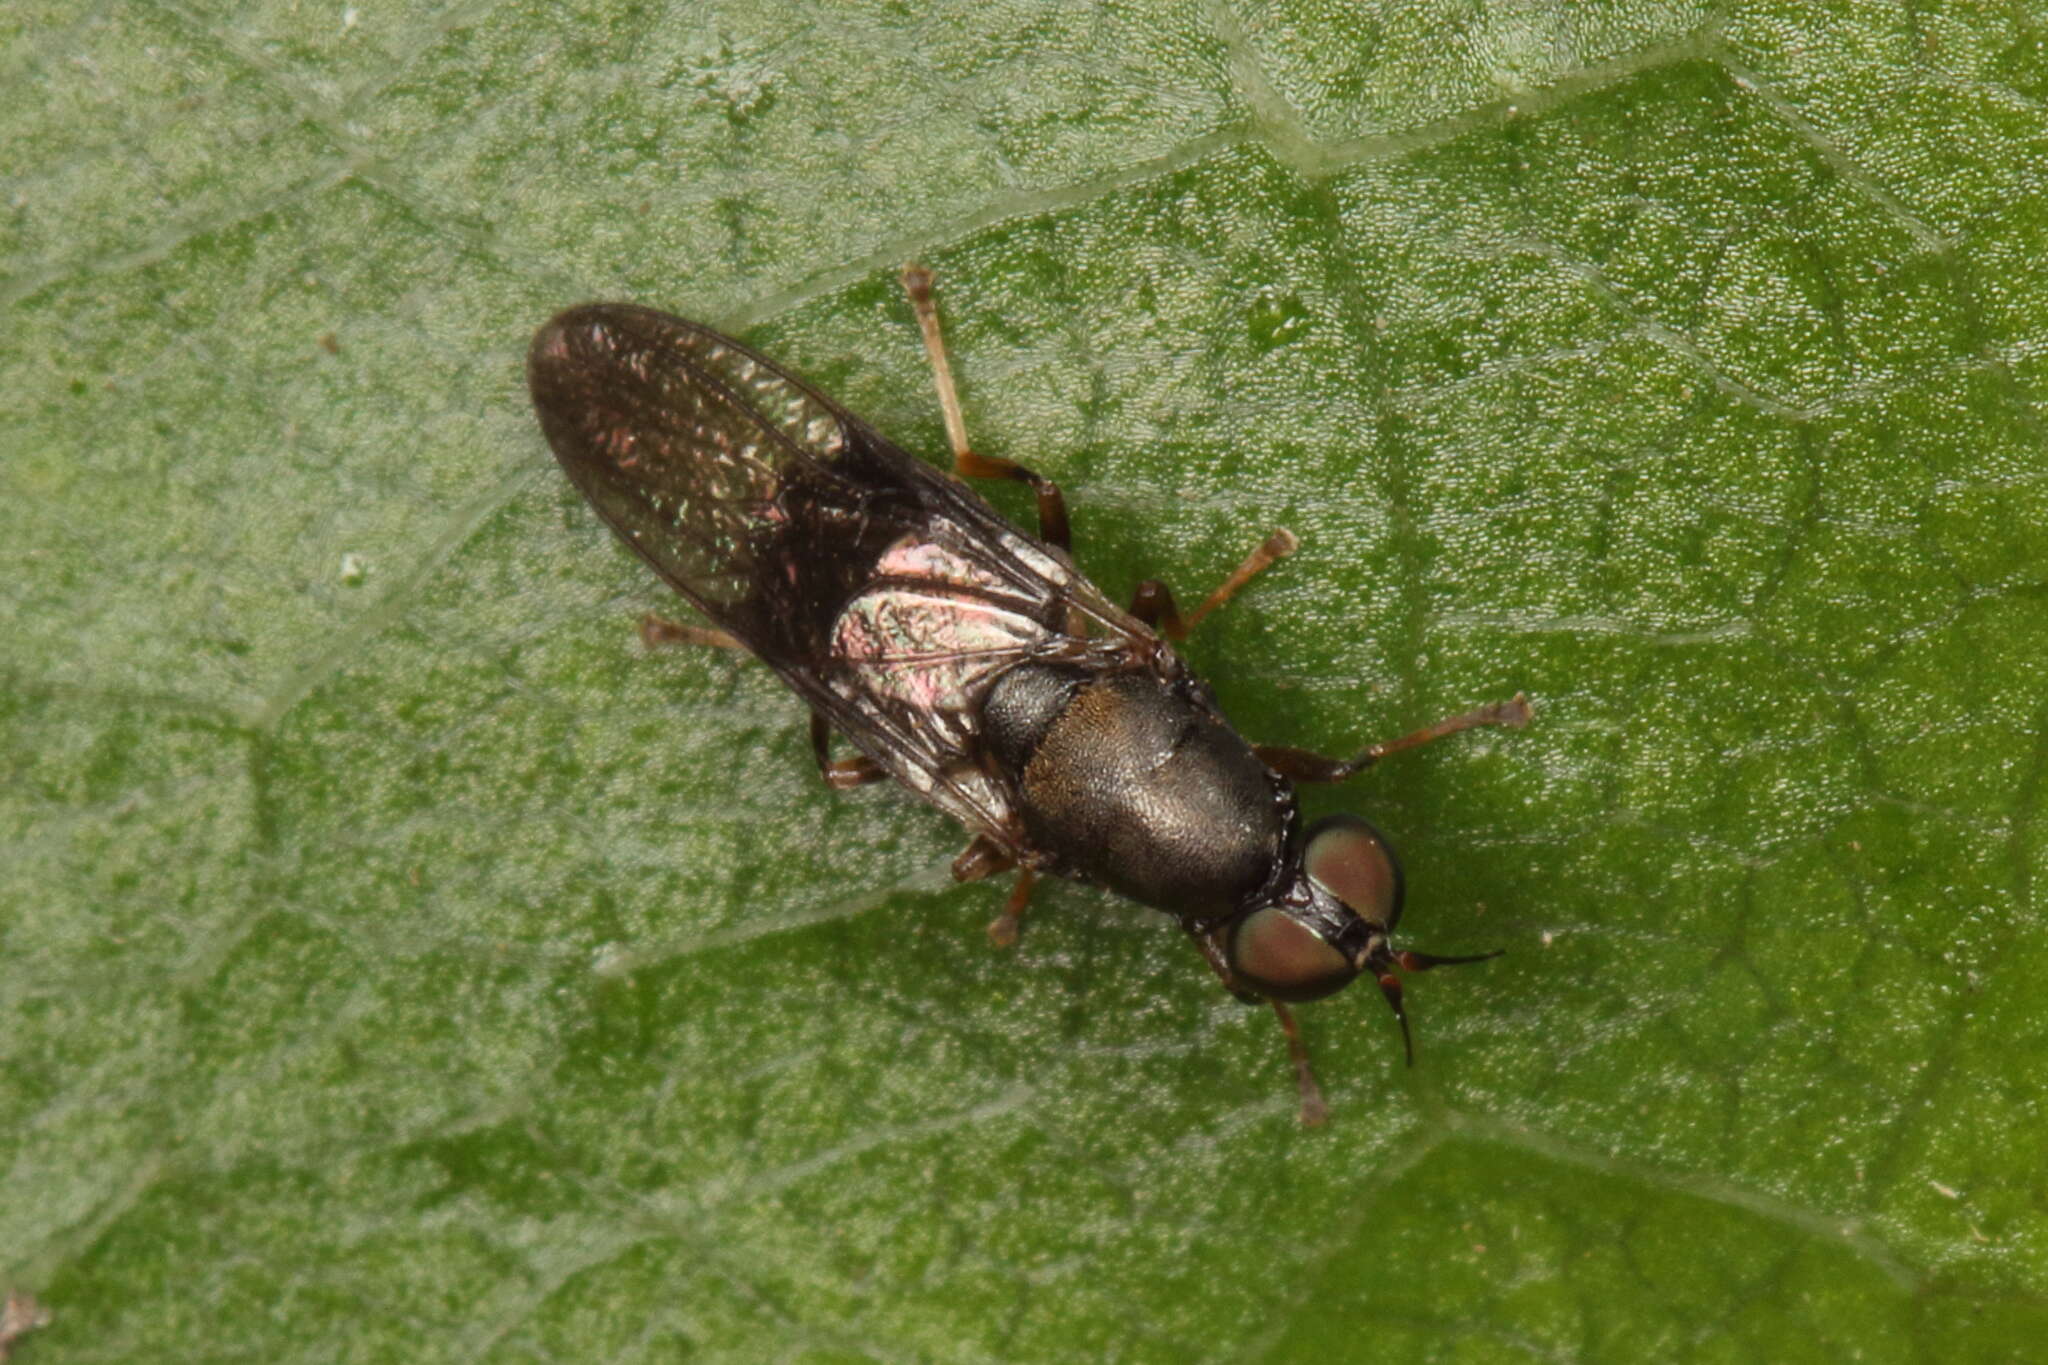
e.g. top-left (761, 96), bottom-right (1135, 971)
top-left (986, 868), bottom-right (1036, 948)
top-left (1269, 1000), bottom-right (1331, 1127)
top-left (639, 612), bottom-right (744, 650)
top-left (901, 263), bottom-right (1071, 550)
top-left (1187, 923), bottom-right (1263, 1005)
top-left (950, 835), bottom-right (1038, 945)
top-left (1128, 529), bottom-right (1300, 640)
top-left (811, 712), bottom-right (886, 789)
top-left (1184, 925), bottom-right (1329, 1126)
top-left (951, 834), bottom-right (1015, 883)
top-left (1256, 693), bottom-right (1532, 782)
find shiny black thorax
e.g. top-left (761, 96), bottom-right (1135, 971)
top-left (982, 663), bottom-right (1297, 922)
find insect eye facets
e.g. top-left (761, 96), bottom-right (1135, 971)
top-left (1303, 815), bottom-right (1401, 931)
top-left (1229, 906), bottom-right (1355, 1002)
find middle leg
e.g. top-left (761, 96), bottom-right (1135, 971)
top-left (1257, 694), bottom-right (1532, 782)
top-left (1128, 529), bottom-right (1299, 641)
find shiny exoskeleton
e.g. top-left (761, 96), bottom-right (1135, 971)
top-left (528, 268), bottom-right (1530, 1124)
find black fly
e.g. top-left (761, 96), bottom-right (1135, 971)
top-left (528, 267), bottom-right (1530, 1124)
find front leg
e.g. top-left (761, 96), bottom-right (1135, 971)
top-left (1257, 694), bottom-right (1532, 782)
top-left (1266, 999), bottom-right (1330, 1128)
top-left (1185, 923), bottom-right (1328, 1127)
top-left (1189, 922), bottom-right (1261, 1004)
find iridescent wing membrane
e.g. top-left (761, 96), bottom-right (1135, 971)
top-left (530, 304), bottom-right (858, 627)
top-left (528, 304), bottom-right (1151, 851)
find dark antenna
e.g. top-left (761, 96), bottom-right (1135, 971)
top-left (1400, 948), bottom-right (1505, 972)
top-left (1374, 971), bottom-right (1414, 1066)
top-left (1375, 948), bottom-right (1506, 1065)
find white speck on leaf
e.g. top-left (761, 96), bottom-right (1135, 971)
top-left (683, 36), bottom-right (783, 122)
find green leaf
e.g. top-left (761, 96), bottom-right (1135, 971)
top-left (7, 2), bottom-right (2047, 1359)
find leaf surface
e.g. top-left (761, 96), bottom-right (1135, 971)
top-left (5, 2), bottom-right (2047, 1360)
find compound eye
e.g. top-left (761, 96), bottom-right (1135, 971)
top-left (1304, 815), bottom-right (1403, 932)
top-left (1229, 907), bottom-right (1355, 1002)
